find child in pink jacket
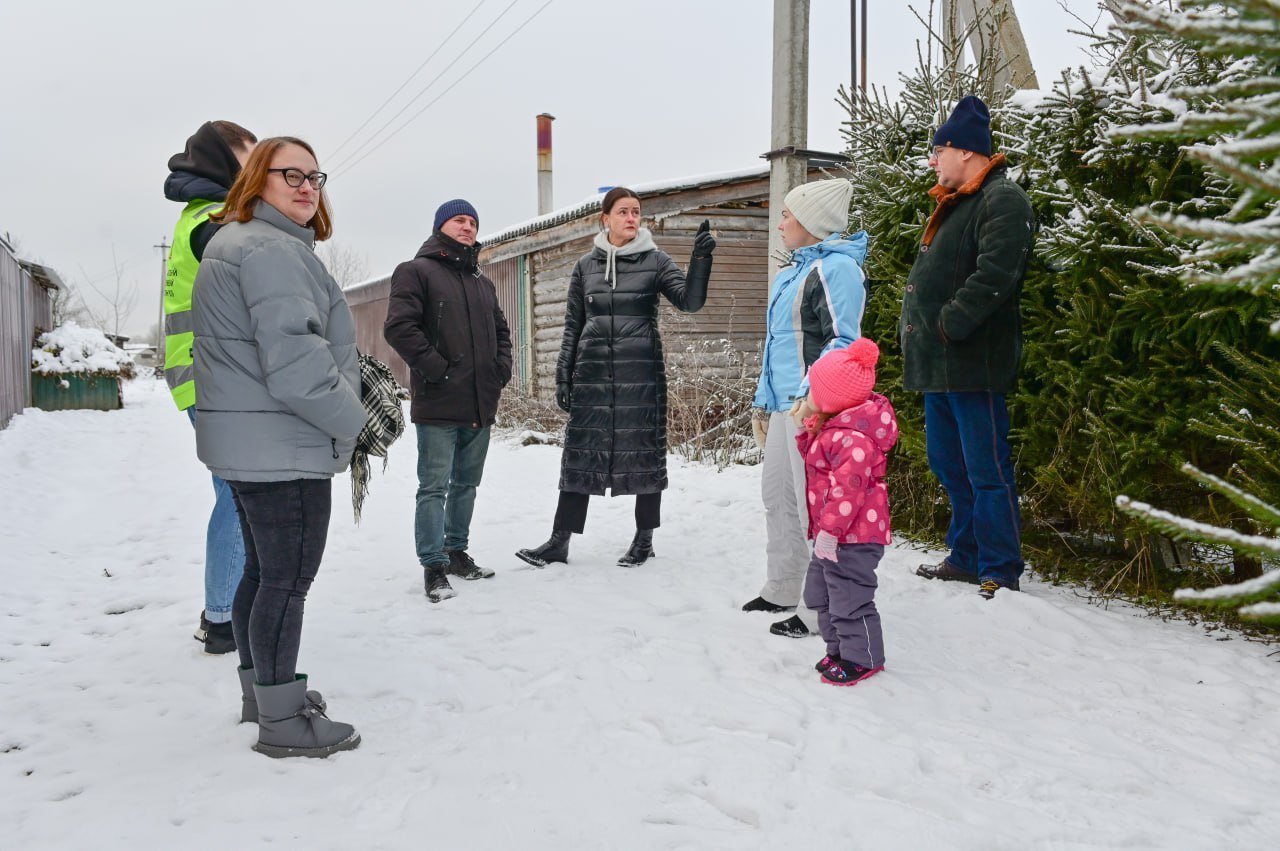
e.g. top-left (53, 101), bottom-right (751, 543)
top-left (796, 337), bottom-right (899, 686)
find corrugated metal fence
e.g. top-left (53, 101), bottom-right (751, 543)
top-left (483, 256), bottom-right (529, 393)
top-left (0, 245), bottom-right (32, 429)
top-left (346, 259), bottom-right (530, 395)
top-left (0, 240), bottom-right (56, 429)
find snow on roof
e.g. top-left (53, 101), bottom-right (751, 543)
top-left (480, 165), bottom-right (769, 247)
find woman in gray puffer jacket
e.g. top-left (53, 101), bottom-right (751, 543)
top-left (192, 136), bottom-right (364, 760)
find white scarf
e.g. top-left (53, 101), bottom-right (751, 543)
top-left (594, 227), bottom-right (656, 288)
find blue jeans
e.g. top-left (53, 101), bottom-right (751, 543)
top-left (924, 392), bottom-right (1024, 586)
top-left (415, 424), bottom-right (491, 568)
top-left (188, 409), bottom-right (245, 624)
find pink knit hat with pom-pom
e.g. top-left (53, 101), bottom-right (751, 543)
top-left (808, 337), bottom-right (879, 413)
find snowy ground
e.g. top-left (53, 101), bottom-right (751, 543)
top-left (1, 380), bottom-right (1277, 850)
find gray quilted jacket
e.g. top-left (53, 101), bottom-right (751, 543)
top-left (192, 200), bottom-right (365, 481)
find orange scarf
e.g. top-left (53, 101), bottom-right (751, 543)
top-left (921, 153), bottom-right (1007, 247)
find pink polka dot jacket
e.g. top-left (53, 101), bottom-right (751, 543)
top-left (795, 392), bottom-right (899, 545)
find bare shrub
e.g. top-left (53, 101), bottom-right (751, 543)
top-left (495, 385), bottom-right (565, 446)
top-left (666, 337), bottom-right (761, 468)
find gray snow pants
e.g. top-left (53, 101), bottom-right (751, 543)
top-left (760, 411), bottom-right (817, 630)
top-left (803, 543), bottom-right (885, 668)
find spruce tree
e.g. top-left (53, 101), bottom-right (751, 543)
top-left (1108, 0), bottom-right (1280, 624)
top-left (839, 1), bottom-right (1278, 605)
top-left (998, 22), bottom-right (1262, 585)
top-left (839, 2), bottom-right (1010, 533)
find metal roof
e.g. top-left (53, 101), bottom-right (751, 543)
top-left (18, 260), bottom-right (64, 291)
top-left (480, 165), bottom-right (770, 248)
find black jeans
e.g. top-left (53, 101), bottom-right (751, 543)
top-left (553, 490), bottom-right (661, 534)
top-left (228, 478), bottom-right (332, 685)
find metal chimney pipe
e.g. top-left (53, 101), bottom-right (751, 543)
top-left (536, 113), bottom-right (555, 215)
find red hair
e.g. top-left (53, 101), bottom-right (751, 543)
top-left (211, 136), bottom-right (333, 241)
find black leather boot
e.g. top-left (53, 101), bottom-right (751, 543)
top-left (617, 529), bottom-right (655, 567)
top-left (515, 530), bottom-right (571, 567)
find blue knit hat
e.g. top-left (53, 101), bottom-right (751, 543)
top-left (433, 199), bottom-right (479, 232)
top-left (933, 95), bottom-right (992, 156)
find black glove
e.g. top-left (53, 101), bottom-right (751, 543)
top-left (556, 382), bottom-right (572, 412)
top-left (685, 220), bottom-right (715, 310)
top-left (692, 219), bottom-right (716, 259)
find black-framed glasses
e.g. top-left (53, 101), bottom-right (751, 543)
top-left (268, 168), bottom-right (328, 189)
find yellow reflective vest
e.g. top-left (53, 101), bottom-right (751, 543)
top-left (164, 200), bottom-right (222, 409)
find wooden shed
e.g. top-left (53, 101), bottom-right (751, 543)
top-left (345, 165), bottom-right (831, 398)
top-left (478, 166), bottom-right (788, 401)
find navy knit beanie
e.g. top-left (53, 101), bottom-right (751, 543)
top-left (433, 199), bottom-right (479, 232)
top-left (933, 95), bottom-right (992, 156)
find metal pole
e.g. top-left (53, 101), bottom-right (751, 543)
top-left (860, 0), bottom-right (868, 93)
top-left (768, 0), bottom-right (810, 264)
top-left (154, 238), bottom-right (168, 379)
top-left (536, 113), bottom-right (555, 216)
top-left (851, 0), bottom-right (857, 96)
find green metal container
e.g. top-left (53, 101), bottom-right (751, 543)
top-left (31, 373), bottom-right (122, 412)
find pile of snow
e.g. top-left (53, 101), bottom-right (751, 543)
top-left (30, 321), bottom-right (135, 378)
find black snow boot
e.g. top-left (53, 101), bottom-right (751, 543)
top-left (741, 596), bottom-right (794, 614)
top-left (915, 560), bottom-right (980, 585)
top-left (203, 619), bottom-right (237, 655)
top-left (252, 676), bottom-right (359, 759)
top-left (447, 549), bottom-right (494, 580)
top-left (617, 529), bottom-right (655, 567)
top-left (424, 565), bottom-right (457, 603)
top-left (515, 530), bottom-right (571, 568)
top-left (238, 666), bottom-right (326, 724)
top-left (770, 615), bottom-right (811, 638)
top-left (193, 610), bottom-right (210, 642)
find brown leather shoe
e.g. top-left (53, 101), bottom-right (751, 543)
top-left (915, 560), bottom-right (980, 585)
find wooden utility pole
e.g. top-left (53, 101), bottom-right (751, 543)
top-left (766, 0), bottom-right (810, 264)
top-left (154, 238), bottom-right (168, 377)
top-left (851, 0), bottom-right (867, 99)
top-left (942, 0), bottom-right (1038, 90)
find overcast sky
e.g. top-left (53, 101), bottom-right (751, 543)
top-left (1, 0), bottom-right (1105, 338)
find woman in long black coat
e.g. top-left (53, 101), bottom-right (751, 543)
top-left (516, 187), bottom-right (716, 567)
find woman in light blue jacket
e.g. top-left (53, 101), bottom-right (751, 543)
top-left (193, 136), bottom-right (364, 759)
top-left (742, 179), bottom-right (869, 640)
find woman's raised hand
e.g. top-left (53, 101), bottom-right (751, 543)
top-left (693, 219), bottom-right (716, 258)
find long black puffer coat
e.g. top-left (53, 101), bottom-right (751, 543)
top-left (556, 233), bottom-right (707, 495)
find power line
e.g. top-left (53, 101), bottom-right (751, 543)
top-left (328, 0), bottom-right (524, 173)
top-left (329, 1), bottom-right (491, 161)
top-left (336, 0), bottom-right (555, 177)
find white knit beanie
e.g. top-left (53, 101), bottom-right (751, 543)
top-left (783, 179), bottom-right (853, 238)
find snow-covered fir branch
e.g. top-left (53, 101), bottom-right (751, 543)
top-left (1115, 495), bottom-right (1280, 556)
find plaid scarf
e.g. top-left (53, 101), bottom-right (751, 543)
top-left (350, 353), bottom-right (406, 523)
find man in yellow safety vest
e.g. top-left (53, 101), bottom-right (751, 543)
top-left (163, 120), bottom-right (256, 653)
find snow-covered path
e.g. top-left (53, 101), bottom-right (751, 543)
top-left (1, 380), bottom-right (1276, 850)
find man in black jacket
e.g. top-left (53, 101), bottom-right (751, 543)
top-left (902, 96), bottom-right (1035, 600)
top-left (384, 200), bottom-right (513, 602)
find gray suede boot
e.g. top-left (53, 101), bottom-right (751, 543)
top-left (237, 666), bottom-right (326, 724)
top-left (251, 676), bottom-right (360, 759)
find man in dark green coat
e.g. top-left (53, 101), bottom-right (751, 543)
top-left (901, 96), bottom-right (1035, 599)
